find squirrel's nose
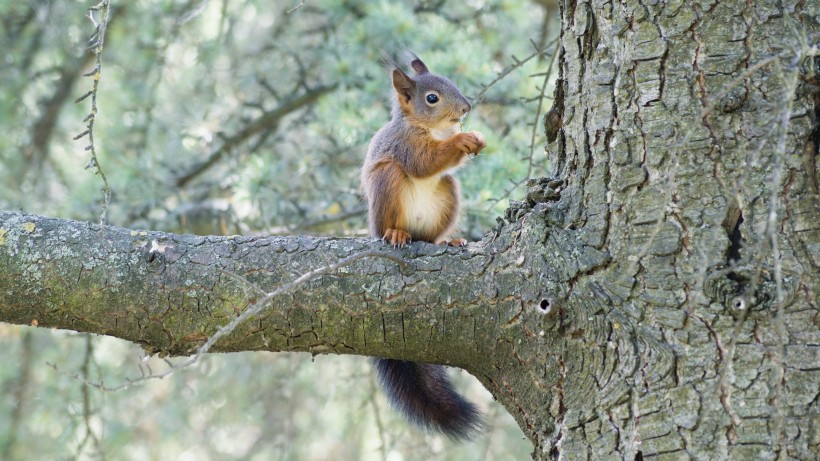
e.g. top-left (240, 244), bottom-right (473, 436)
top-left (462, 101), bottom-right (471, 114)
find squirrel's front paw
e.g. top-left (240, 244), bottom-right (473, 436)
top-left (452, 131), bottom-right (486, 155)
top-left (467, 131), bottom-right (486, 154)
top-left (383, 228), bottom-right (411, 248)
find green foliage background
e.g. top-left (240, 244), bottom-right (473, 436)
top-left (0, 1), bottom-right (557, 459)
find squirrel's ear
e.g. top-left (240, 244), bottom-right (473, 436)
top-left (392, 68), bottom-right (415, 105)
top-left (410, 58), bottom-right (429, 75)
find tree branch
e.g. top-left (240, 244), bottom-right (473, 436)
top-left (174, 84), bottom-right (338, 187)
top-left (0, 207), bottom-right (624, 453)
top-left (0, 209), bottom-right (520, 372)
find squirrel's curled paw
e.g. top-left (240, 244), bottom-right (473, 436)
top-left (467, 131), bottom-right (486, 154)
top-left (451, 131), bottom-right (486, 155)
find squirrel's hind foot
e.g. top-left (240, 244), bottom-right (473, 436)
top-left (383, 228), bottom-right (412, 248)
top-left (438, 238), bottom-right (467, 247)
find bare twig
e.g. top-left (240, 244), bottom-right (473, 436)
top-left (24, 53), bottom-right (95, 179)
top-left (286, 1), bottom-right (305, 14)
top-left (472, 37), bottom-right (557, 106)
top-left (130, 0), bottom-right (199, 164)
top-left (630, 45), bottom-right (814, 280)
top-left (764, 51), bottom-right (801, 455)
top-left (535, 3), bottom-right (558, 62)
top-left (74, 336), bottom-right (105, 460)
top-left (74, 0), bottom-right (113, 226)
top-left (487, 39), bottom-right (559, 207)
top-left (412, 1), bottom-right (496, 25)
top-left (174, 84), bottom-right (338, 187)
top-left (524, 44), bottom-right (559, 182)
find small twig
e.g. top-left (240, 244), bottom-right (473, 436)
top-left (274, 206), bottom-right (367, 235)
top-left (763, 51), bottom-right (801, 455)
top-left (525, 44), bottom-right (559, 182)
top-left (173, 84), bottom-right (337, 187)
top-left (75, 336), bottom-right (105, 460)
top-left (628, 45), bottom-right (813, 280)
top-left (472, 37), bottom-right (557, 106)
top-left (487, 39), bottom-right (559, 207)
top-left (199, 251), bottom-right (407, 356)
top-left (286, 1), bottom-right (305, 14)
top-left (75, 0), bottom-right (113, 226)
top-left (701, 45), bottom-right (818, 120)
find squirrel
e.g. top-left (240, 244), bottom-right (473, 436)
top-left (360, 55), bottom-right (486, 440)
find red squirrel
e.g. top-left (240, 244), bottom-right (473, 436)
top-left (361, 56), bottom-right (486, 248)
top-left (361, 55), bottom-right (486, 439)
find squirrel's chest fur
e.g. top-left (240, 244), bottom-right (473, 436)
top-left (401, 174), bottom-right (452, 239)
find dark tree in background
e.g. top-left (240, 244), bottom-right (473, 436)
top-left (1, 1), bottom-right (819, 460)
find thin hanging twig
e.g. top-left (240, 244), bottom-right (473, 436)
top-left (74, 1), bottom-right (113, 225)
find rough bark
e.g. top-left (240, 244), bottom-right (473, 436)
top-left (0, 210), bottom-right (523, 361)
top-left (1, 0), bottom-right (819, 459)
top-left (539, 0), bottom-right (819, 459)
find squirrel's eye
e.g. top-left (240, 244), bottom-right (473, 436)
top-left (426, 93), bottom-right (440, 104)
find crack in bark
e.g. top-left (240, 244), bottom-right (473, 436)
top-left (696, 312), bottom-right (742, 438)
top-left (549, 352), bottom-right (568, 459)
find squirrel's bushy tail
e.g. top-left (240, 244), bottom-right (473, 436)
top-left (373, 358), bottom-right (483, 440)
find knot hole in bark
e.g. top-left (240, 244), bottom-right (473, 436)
top-left (704, 264), bottom-right (799, 316)
top-left (537, 298), bottom-right (555, 315)
top-left (731, 296), bottom-right (746, 311)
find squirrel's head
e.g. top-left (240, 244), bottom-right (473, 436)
top-left (390, 57), bottom-right (471, 130)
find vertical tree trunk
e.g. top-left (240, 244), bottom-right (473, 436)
top-left (525, 0), bottom-right (819, 458)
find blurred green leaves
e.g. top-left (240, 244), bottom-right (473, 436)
top-left (2, 0), bottom-right (555, 238)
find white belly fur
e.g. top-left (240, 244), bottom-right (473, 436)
top-left (401, 175), bottom-right (449, 238)
top-left (430, 124), bottom-right (459, 141)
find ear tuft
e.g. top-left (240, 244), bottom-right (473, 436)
top-left (410, 58), bottom-right (429, 75)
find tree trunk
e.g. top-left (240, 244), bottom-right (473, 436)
top-left (535, 0), bottom-right (819, 459)
top-left (1, 1), bottom-right (818, 459)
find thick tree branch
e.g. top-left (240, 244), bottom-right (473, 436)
top-left (0, 210), bottom-right (532, 367)
top-left (0, 207), bottom-right (617, 451)
top-left (0, 204), bottom-right (591, 452)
